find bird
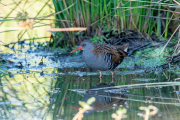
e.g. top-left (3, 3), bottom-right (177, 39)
top-left (71, 40), bottom-right (129, 78)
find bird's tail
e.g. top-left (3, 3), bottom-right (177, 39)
top-left (118, 43), bottom-right (129, 52)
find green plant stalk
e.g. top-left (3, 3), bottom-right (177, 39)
top-left (52, 0), bottom-right (61, 20)
top-left (81, 0), bottom-right (87, 27)
top-left (157, 5), bottom-right (161, 36)
top-left (165, 11), bottom-right (169, 38)
top-left (91, 0), bottom-right (95, 22)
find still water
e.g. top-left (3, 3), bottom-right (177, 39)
top-left (0, 43), bottom-right (180, 120)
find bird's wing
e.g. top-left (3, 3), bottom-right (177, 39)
top-left (92, 43), bottom-right (128, 64)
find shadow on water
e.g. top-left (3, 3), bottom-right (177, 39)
top-left (1, 44), bottom-right (180, 119)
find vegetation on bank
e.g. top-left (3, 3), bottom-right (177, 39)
top-left (51, 0), bottom-right (180, 48)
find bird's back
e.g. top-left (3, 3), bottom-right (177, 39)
top-left (92, 43), bottom-right (128, 64)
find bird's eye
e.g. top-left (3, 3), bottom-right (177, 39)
top-left (82, 43), bottom-right (86, 46)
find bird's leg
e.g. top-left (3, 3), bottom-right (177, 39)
top-left (99, 70), bottom-right (102, 78)
top-left (100, 77), bottom-right (102, 83)
top-left (111, 77), bottom-right (114, 83)
top-left (111, 71), bottom-right (115, 78)
top-left (111, 71), bottom-right (115, 83)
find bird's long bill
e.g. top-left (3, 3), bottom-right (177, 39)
top-left (72, 106), bottom-right (80, 110)
top-left (71, 46), bottom-right (82, 53)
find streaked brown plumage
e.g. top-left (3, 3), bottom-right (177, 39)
top-left (92, 43), bottom-right (128, 63)
top-left (71, 40), bottom-right (129, 78)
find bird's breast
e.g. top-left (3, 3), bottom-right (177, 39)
top-left (83, 51), bottom-right (109, 70)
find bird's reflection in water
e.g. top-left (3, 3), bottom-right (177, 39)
top-left (73, 83), bottom-right (127, 116)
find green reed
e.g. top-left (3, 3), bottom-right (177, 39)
top-left (51, 0), bottom-right (179, 47)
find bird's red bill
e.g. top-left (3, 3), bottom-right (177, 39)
top-left (72, 106), bottom-right (80, 110)
top-left (71, 46), bottom-right (82, 53)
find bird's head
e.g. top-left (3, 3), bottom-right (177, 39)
top-left (71, 40), bottom-right (93, 53)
